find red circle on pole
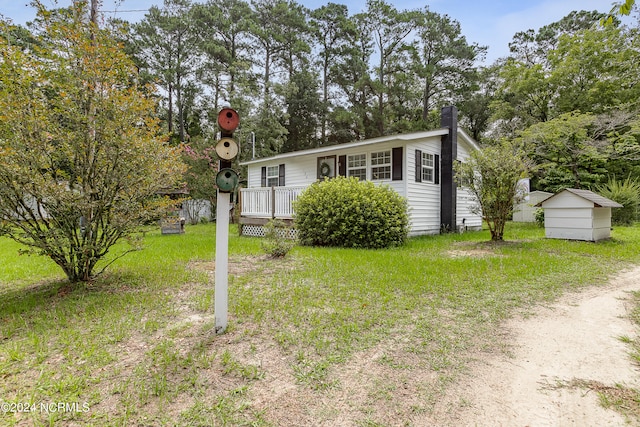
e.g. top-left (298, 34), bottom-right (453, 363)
top-left (218, 108), bottom-right (239, 132)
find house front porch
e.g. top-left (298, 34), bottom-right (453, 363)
top-left (239, 186), bottom-right (305, 237)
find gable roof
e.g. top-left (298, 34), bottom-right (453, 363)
top-left (538, 188), bottom-right (623, 208)
top-left (240, 128), bottom-right (479, 166)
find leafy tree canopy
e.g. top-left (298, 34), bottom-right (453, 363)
top-left (0, 2), bottom-right (185, 282)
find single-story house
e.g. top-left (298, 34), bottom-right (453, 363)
top-left (238, 106), bottom-right (482, 237)
top-left (537, 188), bottom-right (622, 241)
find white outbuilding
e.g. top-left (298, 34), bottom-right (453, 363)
top-left (538, 188), bottom-right (622, 242)
top-left (513, 190), bottom-right (553, 222)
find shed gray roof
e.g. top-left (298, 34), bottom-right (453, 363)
top-left (538, 188), bottom-right (623, 208)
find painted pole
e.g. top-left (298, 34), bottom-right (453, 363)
top-left (214, 190), bottom-right (230, 334)
top-left (213, 107), bottom-right (239, 335)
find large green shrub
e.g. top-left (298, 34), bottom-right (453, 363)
top-left (596, 176), bottom-right (640, 225)
top-left (293, 177), bottom-right (409, 248)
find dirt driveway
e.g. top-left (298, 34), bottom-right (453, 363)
top-left (437, 266), bottom-right (640, 426)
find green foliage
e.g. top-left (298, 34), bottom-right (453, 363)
top-left (260, 219), bottom-right (295, 258)
top-left (455, 140), bottom-right (531, 241)
top-left (596, 176), bottom-right (640, 225)
top-left (518, 112), bottom-right (609, 191)
top-left (0, 5), bottom-right (185, 282)
top-left (293, 176), bottom-right (409, 248)
top-left (534, 208), bottom-right (545, 228)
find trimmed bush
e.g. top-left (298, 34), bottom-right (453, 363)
top-left (293, 176), bottom-right (409, 248)
top-left (596, 176), bottom-right (640, 225)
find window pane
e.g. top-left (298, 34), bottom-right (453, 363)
top-left (371, 151), bottom-right (391, 179)
top-left (349, 168), bottom-right (367, 180)
top-left (422, 153), bottom-right (434, 168)
top-left (348, 154), bottom-right (366, 168)
top-left (372, 166), bottom-right (391, 180)
top-left (371, 151), bottom-right (391, 166)
top-left (266, 165), bottom-right (279, 187)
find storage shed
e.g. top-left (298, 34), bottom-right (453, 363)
top-left (538, 188), bottom-right (622, 241)
top-left (513, 190), bottom-right (553, 222)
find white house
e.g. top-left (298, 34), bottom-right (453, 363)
top-left (238, 106), bottom-right (482, 237)
top-left (538, 188), bottom-right (622, 241)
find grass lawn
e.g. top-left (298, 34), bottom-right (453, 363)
top-left (1, 222), bottom-right (639, 426)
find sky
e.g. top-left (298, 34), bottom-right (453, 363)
top-left (0, 0), bottom-right (625, 64)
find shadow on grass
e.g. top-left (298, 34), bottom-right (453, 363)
top-left (0, 269), bottom-right (150, 320)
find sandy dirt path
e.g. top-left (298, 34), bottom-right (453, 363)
top-left (443, 267), bottom-right (640, 427)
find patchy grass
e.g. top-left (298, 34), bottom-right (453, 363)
top-left (0, 222), bottom-right (639, 425)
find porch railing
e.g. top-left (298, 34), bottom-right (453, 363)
top-left (240, 186), bottom-right (307, 219)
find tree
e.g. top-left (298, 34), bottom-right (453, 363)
top-left (132, 0), bottom-right (198, 142)
top-left (455, 141), bottom-right (530, 241)
top-left (492, 11), bottom-right (616, 136)
top-left (0, 4), bottom-right (185, 282)
top-left (282, 70), bottom-right (324, 152)
top-left (329, 12), bottom-right (374, 141)
top-left (182, 136), bottom-right (218, 222)
top-left (411, 9), bottom-right (486, 123)
top-left (603, 0), bottom-right (636, 25)
top-left (192, 0), bottom-right (255, 107)
top-left (519, 111), bottom-right (640, 191)
top-left (364, 0), bottom-right (417, 136)
top-left (309, 2), bottom-right (355, 144)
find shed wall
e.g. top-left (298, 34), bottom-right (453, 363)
top-left (513, 191), bottom-right (552, 222)
top-left (543, 207), bottom-right (612, 241)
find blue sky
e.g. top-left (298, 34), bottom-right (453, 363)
top-left (0, 0), bottom-right (621, 63)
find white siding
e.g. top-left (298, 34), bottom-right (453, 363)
top-left (542, 191), bottom-right (594, 209)
top-left (457, 189), bottom-right (481, 230)
top-left (513, 191), bottom-right (552, 222)
top-left (593, 208), bottom-right (613, 240)
top-left (455, 138), bottom-right (482, 230)
top-left (543, 207), bottom-right (613, 241)
top-left (247, 140), bottom-right (405, 192)
top-left (405, 139), bottom-right (441, 235)
top-left (244, 129), bottom-right (482, 236)
top-left (545, 227), bottom-right (595, 241)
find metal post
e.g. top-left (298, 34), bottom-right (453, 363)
top-left (215, 190), bottom-right (230, 334)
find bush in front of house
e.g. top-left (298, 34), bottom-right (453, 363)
top-left (261, 219), bottom-right (296, 258)
top-left (293, 176), bottom-right (409, 249)
top-left (596, 176), bottom-right (640, 225)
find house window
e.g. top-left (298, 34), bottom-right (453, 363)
top-left (347, 154), bottom-right (367, 180)
top-left (266, 165), bottom-right (279, 187)
top-left (371, 150), bottom-right (391, 180)
top-left (422, 153), bottom-right (434, 183)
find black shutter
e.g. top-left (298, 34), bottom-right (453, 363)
top-left (392, 147), bottom-right (402, 181)
top-left (261, 166), bottom-right (267, 187)
top-left (278, 164), bottom-right (285, 186)
top-left (338, 155), bottom-right (347, 177)
top-left (434, 154), bottom-right (440, 185)
top-left (415, 149), bottom-right (422, 182)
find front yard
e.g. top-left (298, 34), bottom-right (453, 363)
top-left (1, 222), bottom-right (639, 426)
